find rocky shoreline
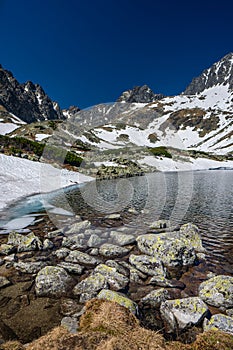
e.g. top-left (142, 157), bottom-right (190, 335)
top-left (0, 216), bottom-right (233, 346)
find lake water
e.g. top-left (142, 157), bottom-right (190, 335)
top-left (1, 170), bottom-right (232, 273)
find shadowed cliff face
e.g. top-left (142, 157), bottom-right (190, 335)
top-left (0, 64), bottom-right (64, 123)
top-left (183, 53), bottom-right (233, 94)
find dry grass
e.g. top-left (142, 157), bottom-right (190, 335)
top-left (1, 300), bottom-right (233, 350)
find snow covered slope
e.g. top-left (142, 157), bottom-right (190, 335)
top-left (0, 154), bottom-right (93, 210)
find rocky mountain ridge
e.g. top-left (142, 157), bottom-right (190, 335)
top-left (0, 64), bottom-right (79, 123)
top-left (117, 84), bottom-right (165, 103)
top-left (0, 54), bottom-right (232, 170)
top-left (184, 52), bottom-right (233, 94)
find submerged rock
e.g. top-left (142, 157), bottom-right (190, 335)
top-left (65, 220), bottom-right (91, 235)
top-left (110, 232), bottom-right (136, 246)
top-left (203, 314), bottom-right (233, 335)
top-left (160, 296), bottom-right (209, 333)
top-left (199, 275), bottom-right (233, 309)
top-left (99, 243), bottom-right (131, 258)
top-left (97, 289), bottom-right (138, 315)
top-left (35, 266), bottom-right (73, 297)
top-left (65, 250), bottom-right (100, 266)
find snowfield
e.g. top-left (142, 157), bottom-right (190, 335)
top-left (0, 154), bottom-right (93, 210)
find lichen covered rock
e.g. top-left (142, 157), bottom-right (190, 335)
top-left (199, 275), bottom-right (233, 309)
top-left (203, 314), bottom-right (233, 335)
top-left (7, 231), bottom-right (42, 252)
top-left (35, 266), bottom-right (73, 297)
top-left (73, 272), bottom-right (108, 302)
top-left (140, 288), bottom-right (169, 308)
top-left (160, 296), bottom-right (209, 333)
top-left (99, 243), bottom-right (130, 258)
top-left (97, 289), bottom-right (138, 315)
top-left (136, 231), bottom-right (198, 268)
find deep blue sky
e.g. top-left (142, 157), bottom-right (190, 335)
top-left (1, 0), bottom-right (233, 109)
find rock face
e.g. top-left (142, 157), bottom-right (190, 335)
top-left (160, 297), bottom-right (209, 333)
top-left (0, 64), bottom-right (65, 123)
top-left (203, 314), bottom-right (233, 335)
top-left (117, 85), bottom-right (164, 103)
top-left (184, 52), bottom-right (233, 94)
top-left (199, 275), bottom-right (233, 309)
top-left (35, 266), bottom-right (73, 297)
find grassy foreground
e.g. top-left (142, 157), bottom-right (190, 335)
top-left (1, 299), bottom-right (233, 350)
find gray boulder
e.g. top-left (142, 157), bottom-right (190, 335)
top-left (129, 254), bottom-right (167, 278)
top-left (14, 261), bottom-right (47, 274)
top-left (110, 232), bottom-right (136, 246)
top-left (65, 220), bottom-right (91, 235)
top-left (65, 250), bottom-right (100, 266)
top-left (57, 262), bottom-right (84, 274)
top-left (94, 264), bottom-right (129, 290)
top-left (136, 231), bottom-right (197, 268)
top-left (203, 314), bottom-right (233, 335)
top-left (99, 243), bottom-right (130, 258)
top-left (97, 289), bottom-right (138, 315)
top-left (160, 297), bottom-right (209, 333)
top-left (62, 234), bottom-right (87, 250)
top-left (35, 266), bottom-right (73, 297)
top-left (73, 273), bottom-right (108, 302)
top-left (7, 232), bottom-right (42, 252)
top-left (140, 288), bottom-right (169, 308)
top-left (199, 275), bottom-right (233, 309)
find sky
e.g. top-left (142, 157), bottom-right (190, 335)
top-left (1, 0), bottom-right (233, 109)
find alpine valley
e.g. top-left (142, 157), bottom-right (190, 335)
top-left (0, 53), bottom-right (233, 182)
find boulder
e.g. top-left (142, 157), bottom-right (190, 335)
top-left (203, 314), bottom-right (233, 335)
top-left (53, 247), bottom-right (70, 259)
top-left (199, 275), bottom-right (233, 309)
top-left (160, 297), bottom-right (209, 333)
top-left (110, 231), bottom-right (136, 246)
top-left (136, 232), bottom-right (197, 268)
top-left (7, 232), bottom-right (42, 252)
top-left (65, 250), bottom-right (100, 266)
top-left (140, 288), bottom-right (169, 308)
top-left (99, 243), bottom-right (130, 258)
top-left (179, 223), bottom-right (205, 255)
top-left (65, 221), bottom-right (91, 235)
top-left (14, 261), bottom-right (47, 274)
top-left (87, 234), bottom-right (104, 248)
top-left (62, 234), bottom-right (87, 250)
top-left (94, 264), bottom-right (129, 290)
top-left (129, 254), bottom-right (167, 278)
top-left (73, 273), bottom-right (108, 302)
top-left (97, 289), bottom-right (138, 315)
top-left (57, 262), bottom-right (84, 274)
top-left (35, 266), bottom-right (73, 297)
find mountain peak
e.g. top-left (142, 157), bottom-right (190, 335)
top-left (0, 64), bottom-right (64, 123)
top-left (117, 84), bottom-right (164, 103)
top-left (184, 53), bottom-right (233, 95)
